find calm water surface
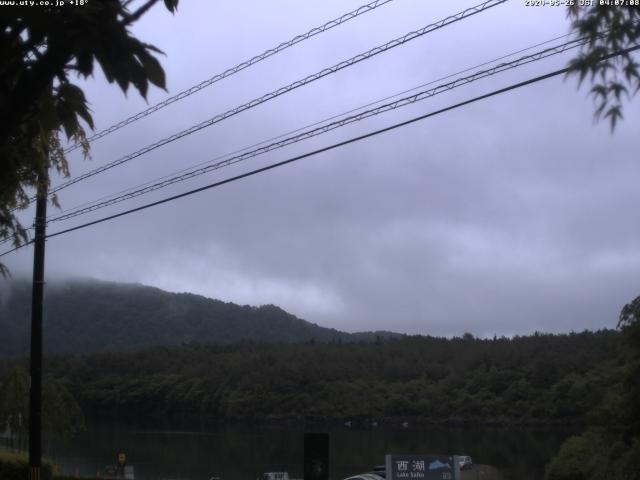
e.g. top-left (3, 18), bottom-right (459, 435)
top-left (47, 425), bottom-right (575, 480)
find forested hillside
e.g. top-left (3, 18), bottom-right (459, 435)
top-left (0, 330), bottom-right (621, 427)
top-left (0, 279), bottom-right (396, 356)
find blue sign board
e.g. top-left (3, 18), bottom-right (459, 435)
top-left (385, 454), bottom-right (460, 480)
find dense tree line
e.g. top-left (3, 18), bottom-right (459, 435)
top-left (0, 330), bottom-right (623, 428)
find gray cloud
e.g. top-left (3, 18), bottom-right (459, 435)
top-left (4, 0), bottom-right (639, 336)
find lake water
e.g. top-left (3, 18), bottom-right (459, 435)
top-left (47, 425), bottom-right (575, 480)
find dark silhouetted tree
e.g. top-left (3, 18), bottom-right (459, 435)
top-left (0, 0), bottom-right (179, 275)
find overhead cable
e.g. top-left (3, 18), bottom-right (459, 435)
top-left (0, 241), bottom-right (33, 258)
top-left (0, 43), bottom-right (635, 258)
top-left (41, 65), bottom-right (588, 239)
top-left (47, 35), bottom-right (591, 224)
top-left (64, 0), bottom-right (398, 153)
top-left (53, 30), bottom-right (577, 219)
top-left (48, 0), bottom-right (507, 196)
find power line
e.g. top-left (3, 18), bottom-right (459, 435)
top-left (0, 240), bottom-right (33, 258)
top-left (0, 217), bottom-right (35, 246)
top-left (0, 236), bottom-right (26, 248)
top-left (47, 0), bottom-right (506, 197)
top-left (64, 0), bottom-right (398, 153)
top-left (47, 35), bottom-right (589, 224)
top-left (8, 0), bottom-right (399, 218)
top-left (0, 236), bottom-right (17, 246)
top-left (1, 43), bottom-right (636, 257)
top-left (52, 31), bottom-right (577, 219)
top-left (5, 29), bottom-right (577, 223)
top-left (42, 66), bottom-right (585, 240)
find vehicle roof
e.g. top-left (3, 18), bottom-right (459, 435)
top-left (344, 473), bottom-right (385, 480)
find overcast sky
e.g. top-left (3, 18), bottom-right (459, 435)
top-left (4, 0), bottom-right (640, 336)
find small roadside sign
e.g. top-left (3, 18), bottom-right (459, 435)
top-left (385, 454), bottom-right (460, 480)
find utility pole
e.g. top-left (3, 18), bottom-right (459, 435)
top-left (29, 172), bottom-right (47, 480)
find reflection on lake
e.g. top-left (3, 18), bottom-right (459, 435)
top-left (48, 425), bottom-right (575, 480)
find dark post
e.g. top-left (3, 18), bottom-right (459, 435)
top-left (304, 433), bottom-right (329, 480)
top-left (29, 174), bottom-right (48, 480)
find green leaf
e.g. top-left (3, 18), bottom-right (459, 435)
top-left (590, 84), bottom-right (607, 99)
top-left (604, 105), bottom-right (623, 131)
top-left (137, 48), bottom-right (166, 90)
top-left (594, 100), bottom-right (607, 119)
top-left (164, 0), bottom-right (179, 13)
top-left (128, 58), bottom-right (148, 99)
top-left (75, 104), bottom-right (95, 130)
top-left (623, 60), bottom-right (639, 82)
top-left (75, 51), bottom-right (94, 76)
top-left (57, 105), bottom-right (78, 140)
top-left (141, 42), bottom-right (165, 55)
top-left (609, 82), bottom-right (628, 101)
top-left (57, 83), bottom-right (95, 130)
top-left (58, 83), bottom-right (85, 103)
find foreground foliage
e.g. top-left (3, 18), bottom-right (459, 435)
top-left (545, 296), bottom-right (640, 480)
top-left (567, 4), bottom-right (640, 130)
top-left (0, 0), bottom-right (178, 275)
top-left (0, 367), bottom-right (84, 450)
top-left (546, 432), bottom-right (640, 480)
top-left (0, 449), bottom-right (100, 480)
top-left (0, 449), bottom-right (53, 480)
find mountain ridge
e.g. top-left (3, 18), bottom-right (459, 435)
top-left (0, 278), bottom-right (401, 357)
